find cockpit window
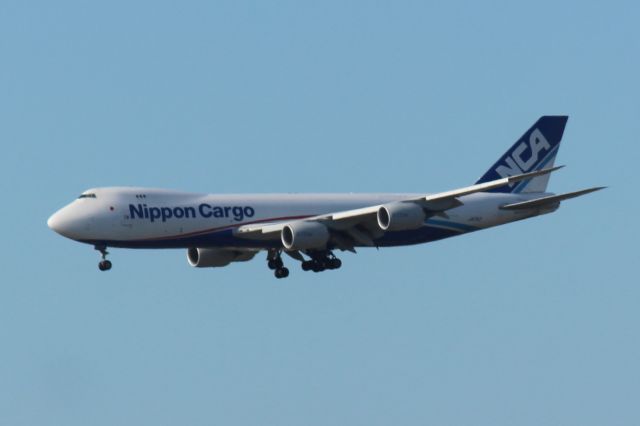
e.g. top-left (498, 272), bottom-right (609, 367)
top-left (78, 193), bottom-right (97, 199)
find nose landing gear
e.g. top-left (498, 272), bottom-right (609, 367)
top-left (95, 245), bottom-right (112, 271)
top-left (98, 260), bottom-right (112, 271)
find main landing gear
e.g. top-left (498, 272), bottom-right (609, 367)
top-left (95, 244), bottom-right (112, 271)
top-left (266, 249), bottom-right (342, 278)
top-left (267, 250), bottom-right (289, 279)
top-left (301, 251), bottom-right (342, 273)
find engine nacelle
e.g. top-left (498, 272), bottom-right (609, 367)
top-left (377, 202), bottom-right (426, 231)
top-left (187, 247), bottom-right (257, 268)
top-left (281, 221), bottom-right (330, 250)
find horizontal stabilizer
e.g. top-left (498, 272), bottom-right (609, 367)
top-left (500, 187), bottom-right (605, 210)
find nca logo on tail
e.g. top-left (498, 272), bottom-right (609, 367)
top-left (495, 128), bottom-right (551, 179)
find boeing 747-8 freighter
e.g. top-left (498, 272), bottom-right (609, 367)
top-left (48, 116), bottom-right (603, 278)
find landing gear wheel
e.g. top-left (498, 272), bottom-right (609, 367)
top-left (267, 250), bottom-right (285, 272)
top-left (312, 261), bottom-right (325, 273)
top-left (328, 258), bottom-right (342, 269)
top-left (274, 267), bottom-right (289, 279)
top-left (98, 260), bottom-right (112, 271)
top-left (302, 250), bottom-right (342, 273)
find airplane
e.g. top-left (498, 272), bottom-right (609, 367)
top-left (48, 116), bottom-right (603, 278)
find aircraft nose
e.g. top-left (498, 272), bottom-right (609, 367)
top-left (48, 207), bottom-right (84, 238)
top-left (48, 209), bottom-right (67, 235)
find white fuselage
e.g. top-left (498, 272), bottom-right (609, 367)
top-left (47, 187), bottom-right (553, 249)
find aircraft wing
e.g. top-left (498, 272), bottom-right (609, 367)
top-left (235, 166), bottom-right (562, 249)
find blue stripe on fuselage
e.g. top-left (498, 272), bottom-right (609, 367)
top-left (425, 218), bottom-right (479, 233)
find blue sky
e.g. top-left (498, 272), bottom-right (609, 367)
top-left (1, 1), bottom-right (638, 425)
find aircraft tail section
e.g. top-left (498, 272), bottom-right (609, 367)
top-left (476, 116), bottom-right (568, 193)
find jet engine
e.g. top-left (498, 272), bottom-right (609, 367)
top-left (187, 247), bottom-right (257, 268)
top-left (377, 202), bottom-right (426, 231)
top-left (281, 221), bottom-right (330, 250)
